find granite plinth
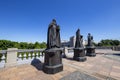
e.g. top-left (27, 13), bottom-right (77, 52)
top-left (86, 46), bottom-right (96, 57)
top-left (73, 48), bottom-right (86, 62)
top-left (43, 48), bottom-right (63, 74)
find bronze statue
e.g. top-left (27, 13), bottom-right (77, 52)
top-left (86, 33), bottom-right (96, 57)
top-left (75, 29), bottom-right (83, 48)
top-left (87, 33), bottom-right (93, 46)
top-left (43, 19), bottom-right (63, 74)
top-left (73, 29), bottom-right (86, 61)
top-left (47, 19), bottom-right (61, 49)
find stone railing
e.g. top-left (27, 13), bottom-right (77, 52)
top-left (96, 46), bottom-right (112, 49)
top-left (67, 47), bottom-right (74, 53)
top-left (0, 50), bottom-right (6, 68)
top-left (0, 48), bottom-right (45, 68)
top-left (112, 46), bottom-right (120, 51)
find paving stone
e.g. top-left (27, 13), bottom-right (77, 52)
top-left (112, 66), bottom-right (120, 70)
top-left (60, 70), bottom-right (71, 77)
top-left (111, 67), bottom-right (120, 73)
top-left (60, 71), bottom-right (99, 80)
top-left (50, 73), bottom-right (63, 80)
top-left (110, 72), bottom-right (119, 76)
top-left (85, 64), bottom-right (93, 69)
top-left (90, 65), bottom-right (102, 72)
top-left (8, 76), bottom-right (21, 80)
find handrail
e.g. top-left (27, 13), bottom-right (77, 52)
top-left (0, 50), bottom-right (7, 54)
top-left (0, 48), bottom-right (64, 54)
top-left (0, 49), bottom-right (45, 54)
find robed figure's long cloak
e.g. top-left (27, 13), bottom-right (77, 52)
top-left (87, 33), bottom-right (93, 46)
top-left (47, 20), bottom-right (61, 49)
top-left (75, 29), bottom-right (83, 48)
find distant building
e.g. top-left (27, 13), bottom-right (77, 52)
top-left (61, 36), bottom-right (87, 47)
top-left (61, 40), bottom-right (70, 47)
top-left (69, 36), bottom-right (76, 47)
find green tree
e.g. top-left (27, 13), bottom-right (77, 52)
top-left (40, 42), bottom-right (46, 48)
top-left (28, 43), bottom-right (34, 49)
top-left (0, 40), bottom-right (47, 50)
top-left (113, 40), bottom-right (119, 46)
top-left (19, 42), bottom-right (28, 49)
top-left (97, 39), bottom-right (120, 46)
top-left (34, 42), bottom-right (40, 49)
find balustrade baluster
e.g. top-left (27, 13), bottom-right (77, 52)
top-left (37, 52), bottom-right (40, 57)
top-left (36, 52), bottom-right (38, 56)
top-left (32, 52), bottom-right (35, 57)
top-left (28, 53), bottom-right (31, 60)
top-left (0, 54), bottom-right (6, 68)
top-left (1, 54), bottom-right (5, 60)
top-left (40, 52), bottom-right (41, 56)
top-left (24, 53), bottom-right (29, 63)
top-left (41, 52), bottom-right (44, 57)
top-left (18, 53), bottom-right (22, 61)
top-left (23, 53), bottom-right (26, 60)
top-left (28, 53), bottom-right (31, 57)
top-left (37, 52), bottom-right (40, 58)
top-left (31, 52), bottom-right (35, 59)
top-left (1, 54), bottom-right (6, 63)
top-left (36, 52), bottom-right (38, 58)
top-left (23, 53), bottom-right (27, 58)
top-left (19, 53), bottom-right (22, 58)
top-left (39, 52), bottom-right (44, 61)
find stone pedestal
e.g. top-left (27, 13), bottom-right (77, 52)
top-left (73, 48), bottom-right (86, 62)
top-left (43, 48), bottom-right (63, 74)
top-left (86, 46), bottom-right (96, 57)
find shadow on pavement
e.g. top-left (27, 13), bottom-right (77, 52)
top-left (65, 57), bottom-right (74, 61)
top-left (31, 58), bottom-right (43, 70)
top-left (113, 53), bottom-right (120, 56)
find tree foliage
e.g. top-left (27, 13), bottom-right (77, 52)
top-left (0, 40), bottom-right (46, 50)
top-left (97, 39), bottom-right (120, 46)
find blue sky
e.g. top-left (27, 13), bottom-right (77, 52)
top-left (0, 0), bottom-right (120, 43)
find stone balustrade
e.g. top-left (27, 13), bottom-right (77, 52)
top-left (112, 46), bottom-right (120, 51)
top-left (0, 48), bottom-right (45, 68)
top-left (67, 47), bottom-right (74, 53)
top-left (0, 51), bottom-right (6, 68)
top-left (0, 48), bottom-right (64, 68)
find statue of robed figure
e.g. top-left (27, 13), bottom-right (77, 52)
top-left (87, 33), bottom-right (93, 46)
top-left (47, 19), bottom-right (61, 49)
top-left (73, 29), bottom-right (86, 61)
top-left (75, 29), bottom-right (83, 48)
top-left (86, 33), bottom-right (96, 57)
top-left (43, 19), bottom-right (63, 74)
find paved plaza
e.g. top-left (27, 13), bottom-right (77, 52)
top-left (0, 49), bottom-right (120, 80)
